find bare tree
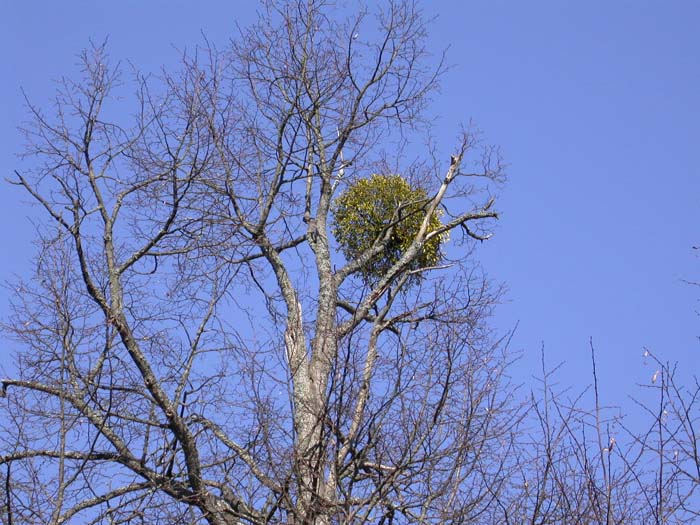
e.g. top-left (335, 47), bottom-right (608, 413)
top-left (1, 1), bottom-right (512, 523)
top-left (494, 345), bottom-right (700, 525)
top-left (6, 2), bottom-right (698, 524)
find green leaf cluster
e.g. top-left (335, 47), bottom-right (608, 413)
top-left (332, 174), bottom-right (446, 282)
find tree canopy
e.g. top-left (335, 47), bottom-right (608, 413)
top-left (1, 1), bottom-right (700, 524)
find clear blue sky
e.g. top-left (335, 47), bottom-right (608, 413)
top-left (2, 1), bottom-right (698, 407)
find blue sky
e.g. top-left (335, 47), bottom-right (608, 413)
top-left (2, 1), bottom-right (698, 408)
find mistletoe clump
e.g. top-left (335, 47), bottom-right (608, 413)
top-left (332, 174), bottom-right (446, 282)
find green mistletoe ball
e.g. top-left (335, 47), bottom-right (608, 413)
top-left (332, 174), bottom-right (446, 281)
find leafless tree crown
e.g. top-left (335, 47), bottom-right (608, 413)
top-left (2, 1), bottom-right (698, 524)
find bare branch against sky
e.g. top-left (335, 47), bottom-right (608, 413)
top-left (1, 1), bottom-right (699, 524)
